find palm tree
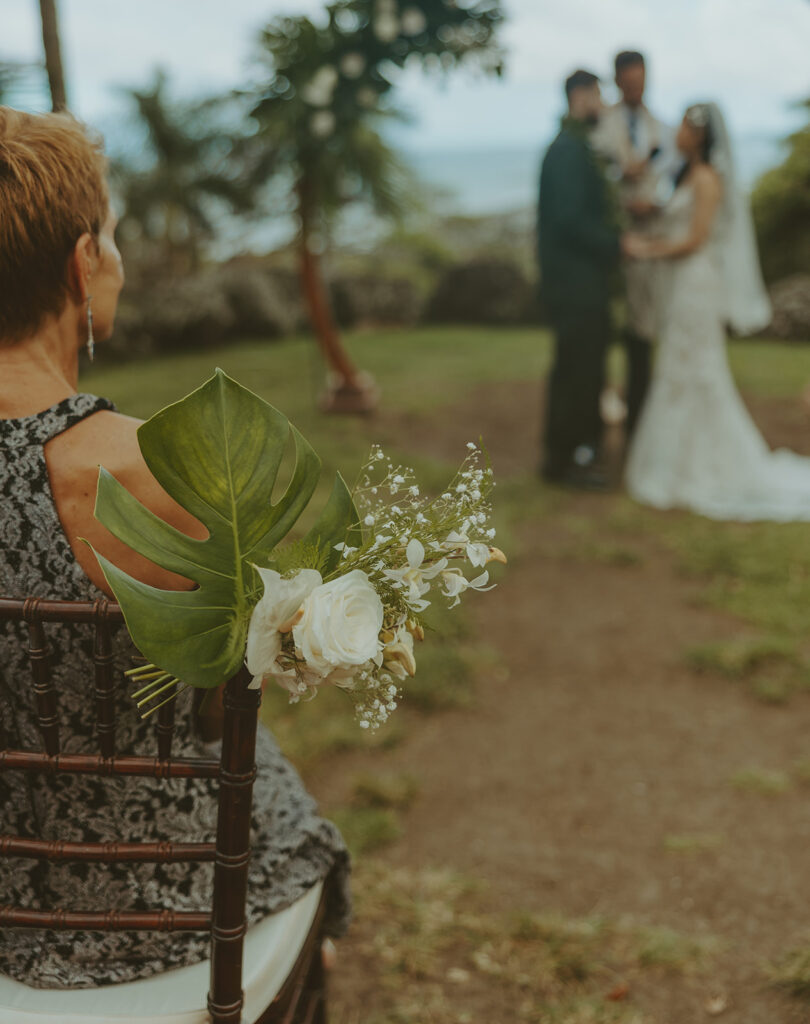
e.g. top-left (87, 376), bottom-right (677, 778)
top-left (251, 0), bottom-right (503, 413)
top-left (114, 72), bottom-right (264, 274)
top-left (38, 0), bottom-right (67, 112)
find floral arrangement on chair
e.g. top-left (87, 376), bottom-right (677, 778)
top-left (91, 371), bottom-right (504, 729)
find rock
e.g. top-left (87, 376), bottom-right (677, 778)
top-left (768, 274), bottom-right (810, 341)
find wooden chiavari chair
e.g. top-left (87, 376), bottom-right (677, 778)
top-left (0, 596), bottom-right (329, 1024)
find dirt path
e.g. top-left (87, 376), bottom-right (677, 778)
top-left (316, 383), bottom-right (810, 1023)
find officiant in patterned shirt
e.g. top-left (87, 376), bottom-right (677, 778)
top-left (593, 50), bottom-right (676, 439)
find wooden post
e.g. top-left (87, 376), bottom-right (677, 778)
top-left (207, 666), bottom-right (261, 1024)
top-left (39, 0), bottom-right (68, 112)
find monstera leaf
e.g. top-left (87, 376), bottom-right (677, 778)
top-left (91, 369), bottom-right (357, 690)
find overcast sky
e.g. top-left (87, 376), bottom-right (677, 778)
top-left (4, 0), bottom-right (809, 149)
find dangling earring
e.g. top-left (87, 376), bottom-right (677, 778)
top-left (85, 294), bottom-right (95, 362)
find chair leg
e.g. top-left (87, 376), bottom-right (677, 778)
top-left (254, 935), bottom-right (329, 1024)
top-left (310, 954), bottom-right (327, 1024)
top-left (297, 950), bottom-right (327, 1024)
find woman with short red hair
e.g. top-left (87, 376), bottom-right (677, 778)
top-left (0, 107), bottom-right (350, 990)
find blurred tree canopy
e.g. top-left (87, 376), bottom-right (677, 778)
top-left (752, 99), bottom-right (810, 283)
top-left (248, 0), bottom-right (504, 409)
top-left (113, 71), bottom-right (269, 274)
top-left (0, 58), bottom-right (46, 107)
top-left (250, 0), bottom-right (503, 222)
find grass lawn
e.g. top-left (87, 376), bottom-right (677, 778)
top-left (85, 326), bottom-right (810, 459)
top-left (86, 326), bottom-right (551, 422)
top-left (84, 326), bottom-right (810, 1021)
top-left (84, 325), bottom-right (810, 756)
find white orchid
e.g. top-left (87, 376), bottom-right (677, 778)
top-left (381, 624), bottom-right (417, 680)
top-left (441, 568), bottom-right (495, 608)
top-left (384, 538), bottom-right (447, 611)
top-left (441, 529), bottom-right (506, 569)
top-left (245, 568), bottom-right (322, 687)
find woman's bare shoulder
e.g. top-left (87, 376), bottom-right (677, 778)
top-left (66, 409), bottom-right (145, 471)
top-left (44, 407), bottom-right (205, 594)
top-left (54, 409), bottom-right (204, 539)
top-left (692, 163), bottom-right (722, 198)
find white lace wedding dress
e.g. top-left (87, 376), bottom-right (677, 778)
top-left (626, 178), bottom-right (810, 521)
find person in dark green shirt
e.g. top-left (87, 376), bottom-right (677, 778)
top-left (538, 69), bottom-right (622, 488)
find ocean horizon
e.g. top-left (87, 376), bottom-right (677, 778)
top-left (209, 132), bottom-right (787, 257)
top-left (404, 132), bottom-right (785, 217)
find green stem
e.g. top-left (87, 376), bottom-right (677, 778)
top-left (136, 676), bottom-right (179, 708)
top-left (132, 673), bottom-right (172, 701)
top-left (127, 668), bottom-right (166, 684)
top-left (125, 664), bottom-right (160, 678)
top-left (140, 684), bottom-right (189, 720)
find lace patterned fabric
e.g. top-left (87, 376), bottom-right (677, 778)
top-left (627, 184), bottom-right (810, 521)
top-left (0, 394), bottom-right (350, 989)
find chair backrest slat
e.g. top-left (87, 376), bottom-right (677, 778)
top-left (0, 836), bottom-right (215, 863)
top-left (92, 601), bottom-right (117, 758)
top-left (23, 599), bottom-right (59, 755)
top-left (0, 597), bottom-right (124, 624)
top-left (0, 907), bottom-right (211, 932)
top-left (0, 596), bottom-right (263, 1024)
top-left (156, 682), bottom-right (178, 760)
top-left (0, 750), bottom-right (219, 778)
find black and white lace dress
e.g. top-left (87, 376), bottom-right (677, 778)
top-left (0, 393), bottom-right (351, 989)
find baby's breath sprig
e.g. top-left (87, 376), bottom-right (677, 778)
top-left (350, 669), bottom-right (401, 730)
top-left (331, 442), bottom-right (499, 621)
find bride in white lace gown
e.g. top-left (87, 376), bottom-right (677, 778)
top-left (625, 102), bottom-right (810, 521)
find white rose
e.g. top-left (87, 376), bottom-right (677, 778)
top-left (245, 567), bottom-right (322, 686)
top-left (294, 570), bottom-right (384, 676)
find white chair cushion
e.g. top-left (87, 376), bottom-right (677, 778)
top-left (0, 881), bottom-right (323, 1024)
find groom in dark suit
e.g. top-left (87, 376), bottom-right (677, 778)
top-left (539, 69), bottom-right (622, 489)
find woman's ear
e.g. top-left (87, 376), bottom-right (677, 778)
top-left (69, 232), bottom-right (96, 301)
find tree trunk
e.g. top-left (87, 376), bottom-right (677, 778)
top-left (39, 0), bottom-right (67, 112)
top-left (297, 181), bottom-right (377, 414)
